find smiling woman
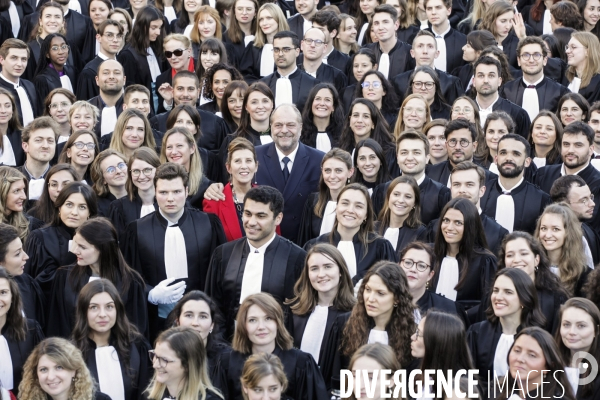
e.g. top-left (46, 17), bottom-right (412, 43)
top-left (90, 149), bottom-right (129, 217)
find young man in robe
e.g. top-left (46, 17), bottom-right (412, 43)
top-left (88, 59), bottom-right (126, 138)
top-left (424, 0), bottom-right (466, 74)
top-left (205, 185), bottom-right (305, 339)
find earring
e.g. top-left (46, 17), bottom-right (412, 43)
top-left (209, 329), bottom-right (213, 334)
top-left (426, 280), bottom-right (430, 289)
top-left (393, 303), bottom-right (398, 307)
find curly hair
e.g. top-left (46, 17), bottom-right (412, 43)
top-left (19, 337), bottom-right (98, 400)
top-left (0, 166), bottom-right (29, 242)
top-left (201, 63), bottom-right (244, 101)
top-left (340, 261), bottom-right (416, 367)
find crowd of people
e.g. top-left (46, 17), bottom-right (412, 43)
top-left (1, 0), bottom-right (600, 398)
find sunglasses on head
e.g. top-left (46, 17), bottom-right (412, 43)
top-left (165, 49), bottom-right (185, 58)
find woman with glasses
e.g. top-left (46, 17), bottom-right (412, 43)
top-left (467, 268), bottom-right (546, 390)
top-left (104, 108), bottom-right (158, 156)
top-left (284, 244), bottom-right (355, 391)
top-left (28, 164), bottom-right (78, 224)
top-left (239, 3), bottom-right (289, 82)
top-left (565, 32), bottom-right (600, 104)
top-left (72, 279), bottom-right (152, 400)
top-left (529, 110), bottom-right (564, 168)
top-left (451, 96), bottom-right (484, 143)
top-left (300, 83), bottom-right (345, 153)
top-left (58, 130), bottom-right (99, 185)
top-left (342, 49), bottom-right (378, 112)
top-left (405, 66), bottom-right (451, 120)
top-left (109, 147), bottom-right (159, 239)
top-left (90, 149), bottom-right (129, 217)
top-left (43, 89), bottom-right (76, 145)
top-left (32, 34), bottom-right (76, 105)
top-left (147, 327), bottom-right (223, 400)
top-left (47, 218), bottom-right (148, 338)
top-left (354, 70), bottom-right (399, 129)
top-left (393, 94), bottom-right (431, 137)
top-left (0, 88), bottom-right (24, 167)
top-left (399, 242), bottom-right (466, 322)
top-left (424, 119), bottom-right (448, 165)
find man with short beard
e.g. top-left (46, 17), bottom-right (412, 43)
top-left (88, 59), bottom-right (126, 138)
top-left (480, 134), bottom-right (551, 233)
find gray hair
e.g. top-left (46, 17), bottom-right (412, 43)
top-left (271, 103), bottom-right (302, 124)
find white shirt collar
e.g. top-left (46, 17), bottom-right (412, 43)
top-left (0, 72), bottom-right (19, 88)
top-left (159, 208), bottom-right (183, 226)
top-left (323, 46), bottom-right (334, 59)
top-left (432, 23), bottom-right (451, 38)
top-left (476, 94), bottom-right (499, 112)
top-left (276, 144), bottom-right (299, 164)
top-left (523, 74), bottom-right (544, 87)
top-left (416, 173), bottom-right (426, 185)
top-left (498, 176), bottom-right (525, 193)
top-left (97, 51), bottom-right (111, 60)
top-left (561, 162), bottom-right (589, 176)
top-left (278, 67), bottom-right (298, 79)
top-left (248, 232), bottom-right (277, 253)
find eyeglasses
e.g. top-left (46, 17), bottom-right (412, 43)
top-left (49, 101), bottom-right (71, 110)
top-left (165, 48), bottom-right (185, 58)
top-left (303, 38), bottom-right (325, 47)
top-left (452, 107), bottom-right (473, 114)
top-left (520, 52), bottom-right (543, 61)
top-left (105, 162), bottom-right (127, 175)
top-left (569, 194), bottom-right (594, 206)
top-left (103, 32), bottom-right (124, 41)
top-left (400, 258), bottom-right (430, 272)
top-left (72, 141), bottom-right (96, 150)
top-left (412, 81), bottom-right (435, 90)
top-left (565, 44), bottom-right (582, 52)
top-left (272, 47), bottom-right (296, 55)
top-left (148, 350), bottom-right (175, 368)
top-left (404, 107), bottom-right (426, 115)
top-left (50, 44), bottom-right (70, 52)
top-left (361, 81), bottom-right (382, 89)
top-left (447, 138), bottom-right (472, 148)
top-left (132, 167), bottom-right (155, 177)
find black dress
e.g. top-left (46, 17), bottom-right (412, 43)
top-left (14, 273), bottom-right (46, 328)
top-left (46, 264), bottom-right (149, 338)
top-left (96, 192), bottom-right (117, 217)
top-left (3, 319), bottom-right (44, 396)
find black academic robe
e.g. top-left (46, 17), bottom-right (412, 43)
top-left (417, 289), bottom-right (468, 323)
top-left (149, 107), bottom-right (231, 153)
top-left (430, 100), bottom-right (451, 120)
top-left (305, 231), bottom-right (398, 284)
top-left (88, 95), bottom-right (125, 140)
top-left (46, 264), bottom-right (149, 338)
top-left (255, 142), bottom-right (324, 244)
top-left (108, 194), bottom-right (158, 239)
top-left (467, 320), bottom-right (512, 390)
top-left (3, 319), bottom-right (44, 395)
top-left (297, 192), bottom-right (328, 247)
top-left (489, 97), bottom-right (531, 139)
top-left (84, 337), bottom-right (153, 400)
top-left (284, 306), bottom-right (349, 391)
top-left (583, 222), bottom-right (600, 267)
top-left (425, 26), bottom-right (467, 74)
top-left (342, 83), bottom-right (356, 113)
top-left (574, 74), bottom-right (600, 105)
top-left (239, 43), bottom-right (272, 83)
top-left (154, 68), bottom-right (173, 115)
top-left (298, 62), bottom-right (348, 98)
top-left (2, 127), bottom-right (25, 166)
top-left (122, 208), bottom-right (226, 336)
top-left (96, 192), bottom-right (117, 217)
top-left (392, 68), bottom-right (463, 105)
top-left (76, 55), bottom-right (104, 101)
top-left (426, 159), bottom-right (498, 188)
top-left (451, 62), bottom-right (473, 94)
top-left (14, 273), bottom-right (46, 328)
top-left (426, 213), bottom-right (508, 256)
top-left (480, 178), bottom-right (551, 234)
top-left (500, 33), bottom-right (520, 69)
top-left (287, 13), bottom-right (309, 40)
top-left (522, 5), bottom-right (546, 36)
top-left (204, 235), bottom-right (305, 339)
top-left (396, 25), bottom-right (420, 45)
top-left (0, 16), bottom-right (13, 45)
top-left (372, 176), bottom-right (452, 225)
top-left (499, 76), bottom-right (570, 114)
top-left (430, 249), bottom-right (497, 312)
top-left (259, 69), bottom-right (319, 114)
top-left (0, 1), bottom-right (33, 43)
top-left (32, 65), bottom-right (77, 112)
top-left (198, 100), bottom-right (220, 114)
top-left (0, 77), bottom-right (40, 126)
top-left (219, 346), bottom-right (329, 400)
top-left (364, 40), bottom-right (415, 79)
top-left (514, 57), bottom-right (569, 86)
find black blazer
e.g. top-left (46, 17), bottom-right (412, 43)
top-left (0, 77), bottom-right (40, 126)
top-left (499, 76), bottom-right (570, 114)
top-left (255, 142), bottom-right (324, 243)
top-left (364, 40), bottom-right (415, 79)
top-left (425, 26), bottom-right (467, 74)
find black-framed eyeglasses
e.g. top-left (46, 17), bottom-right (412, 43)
top-left (272, 47), bottom-right (296, 55)
top-left (569, 194), bottom-right (594, 206)
top-left (520, 52), bottom-right (543, 61)
top-left (361, 81), bottom-right (382, 89)
top-left (165, 48), bottom-right (185, 58)
top-left (447, 138), bottom-right (472, 148)
top-left (148, 350), bottom-right (175, 367)
top-left (105, 162), bottom-right (127, 175)
top-left (50, 44), bottom-right (70, 52)
top-left (400, 259), bottom-right (430, 272)
top-left (131, 167), bottom-right (155, 177)
top-left (412, 81), bottom-right (435, 90)
top-left (103, 32), bottom-right (124, 41)
top-left (303, 38), bottom-right (325, 47)
top-left (72, 141), bottom-right (96, 150)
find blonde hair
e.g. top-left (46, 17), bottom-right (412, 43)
top-left (460, 0), bottom-right (487, 32)
top-left (394, 94), bottom-right (431, 138)
top-left (566, 32), bottom-right (600, 88)
top-left (19, 337), bottom-right (97, 400)
top-left (109, 108), bottom-right (156, 155)
top-left (159, 127), bottom-right (202, 195)
top-left (233, 293), bottom-right (293, 354)
top-left (347, 344), bottom-right (401, 400)
top-left (191, 6), bottom-right (223, 44)
top-left (69, 101), bottom-right (100, 127)
top-left (0, 166), bottom-right (29, 242)
top-left (90, 149), bottom-right (128, 197)
top-left (240, 353), bottom-right (288, 400)
top-left (253, 3), bottom-right (289, 48)
top-left (146, 327), bottom-right (222, 400)
top-left (164, 33), bottom-right (192, 49)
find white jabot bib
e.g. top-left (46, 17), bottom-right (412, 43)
top-left (95, 346), bottom-right (125, 400)
top-left (434, 34), bottom-right (447, 72)
top-left (101, 106), bottom-right (118, 136)
top-left (259, 135), bottom-right (273, 145)
top-left (357, 23), bottom-right (369, 45)
top-left (140, 204), bottom-right (155, 218)
top-left (146, 47), bottom-right (161, 82)
top-left (316, 132), bottom-right (332, 153)
top-left (495, 178), bottom-right (523, 233)
top-left (378, 53), bottom-right (390, 79)
top-left (569, 77), bottom-right (581, 93)
top-left (239, 248), bottom-right (265, 303)
top-left (337, 240), bottom-right (357, 277)
top-left (8, 2), bottom-right (20, 38)
top-left (68, 0), bottom-right (81, 12)
top-left (0, 335), bottom-right (13, 389)
top-left (522, 85), bottom-right (540, 122)
top-left (183, 25), bottom-right (193, 39)
top-left (384, 227), bottom-right (399, 251)
top-left (300, 305), bottom-right (329, 363)
top-left (565, 367), bottom-right (579, 396)
top-left (29, 179), bottom-right (45, 200)
top-left (583, 236), bottom-right (595, 269)
top-left (493, 334), bottom-right (514, 378)
top-left (275, 76), bottom-right (293, 107)
top-left (319, 201), bottom-right (337, 235)
top-left (533, 157), bottom-right (546, 168)
top-left (160, 220), bottom-right (188, 317)
top-left (260, 44), bottom-right (274, 77)
top-left (435, 256), bottom-right (459, 300)
top-left (367, 329), bottom-right (389, 345)
top-left (16, 85), bottom-right (35, 127)
top-left (543, 10), bottom-right (552, 34)
top-left (163, 6), bottom-right (177, 23)
top-left (489, 162), bottom-right (499, 176)
top-left (0, 135), bottom-right (16, 166)
top-left (244, 35), bottom-right (256, 46)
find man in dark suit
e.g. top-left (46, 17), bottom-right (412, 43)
top-left (499, 36), bottom-right (570, 121)
top-left (204, 103), bottom-right (324, 243)
top-left (287, 0), bottom-right (319, 39)
top-left (473, 56), bottom-right (531, 139)
top-left (76, 20), bottom-right (124, 101)
top-left (260, 31), bottom-right (318, 113)
top-left (88, 59), bottom-right (125, 139)
top-left (0, 39), bottom-right (39, 128)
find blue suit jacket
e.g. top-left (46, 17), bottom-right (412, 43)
top-left (255, 142), bottom-right (324, 244)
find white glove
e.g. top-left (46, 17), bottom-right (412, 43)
top-left (148, 278), bottom-right (186, 305)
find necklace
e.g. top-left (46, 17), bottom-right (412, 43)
top-left (231, 182), bottom-right (243, 218)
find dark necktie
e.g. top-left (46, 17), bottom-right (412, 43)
top-left (527, 85), bottom-right (536, 88)
top-left (282, 156), bottom-right (291, 182)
